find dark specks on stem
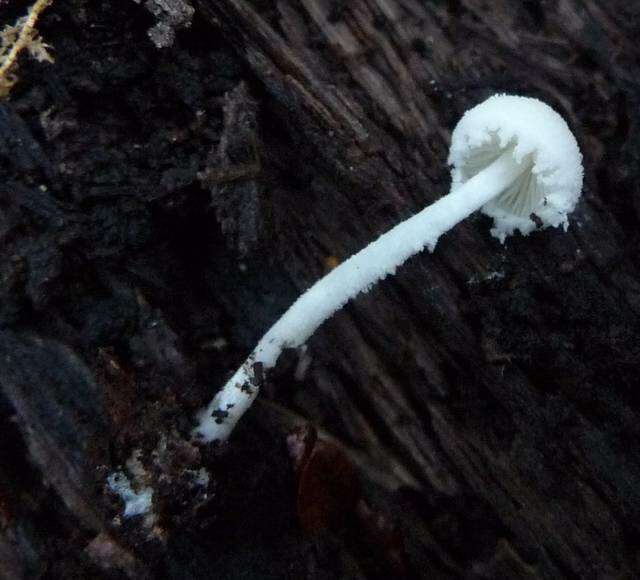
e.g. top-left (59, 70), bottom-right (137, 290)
top-left (251, 362), bottom-right (264, 387)
top-left (238, 381), bottom-right (254, 395)
top-left (210, 408), bottom-right (229, 424)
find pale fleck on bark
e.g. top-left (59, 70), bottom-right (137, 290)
top-left (136, 0), bottom-right (195, 48)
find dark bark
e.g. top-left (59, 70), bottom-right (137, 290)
top-left (1, 0), bottom-right (639, 578)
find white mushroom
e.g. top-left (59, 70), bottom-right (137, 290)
top-left (193, 94), bottom-right (584, 442)
top-left (449, 94), bottom-right (583, 242)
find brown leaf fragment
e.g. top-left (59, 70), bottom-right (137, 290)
top-left (287, 424), bottom-right (360, 535)
top-left (287, 424), bottom-right (411, 576)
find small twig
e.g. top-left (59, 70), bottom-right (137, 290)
top-left (0, 0), bottom-right (54, 98)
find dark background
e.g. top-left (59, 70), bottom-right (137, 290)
top-left (1, 0), bottom-right (640, 578)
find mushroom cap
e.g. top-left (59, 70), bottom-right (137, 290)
top-left (448, 94), bottom-right (584, 242)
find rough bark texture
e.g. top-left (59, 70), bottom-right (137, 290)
top-left (1, 0), bottom-right (640, 578)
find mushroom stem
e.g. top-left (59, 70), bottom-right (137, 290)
top-left (193, 150), bottom-right (528, 442)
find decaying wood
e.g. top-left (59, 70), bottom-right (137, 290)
top-left (1, 0), bottom-right (639, 578)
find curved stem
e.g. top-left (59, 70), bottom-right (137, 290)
top-left (193, 150), bottom-right (527, 442)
